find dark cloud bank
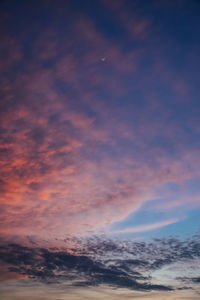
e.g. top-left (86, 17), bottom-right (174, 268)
top-left (1, 235), bottom-right (200, 292)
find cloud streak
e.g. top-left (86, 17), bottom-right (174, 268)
top-left (108, 218), bottom-right (179, 234)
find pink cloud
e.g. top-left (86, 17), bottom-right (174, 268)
top-left (0, 9), bottom-right (199, 243)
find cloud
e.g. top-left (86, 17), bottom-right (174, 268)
top-left (1, 235), bottom-right (200, 292)
top-left (108, 218), bottom-right (179, 235)
top-left (177, 277), bottom-right (200, 284)
top-left (0, 242), bottom-right (172, 291)
top-left (0, 0), bottom-right (200, 241)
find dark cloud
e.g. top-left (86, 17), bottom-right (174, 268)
top-left (0, 242), bottom-right (172, 291)
top-left (1, 235), bottom-right (200, 291)
top-left (177, 277), bottom-right (200, 284)
top-left (78, 235), bottom-right (200, 270)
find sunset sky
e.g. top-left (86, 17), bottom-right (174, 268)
top-left (0, 0), bottom-right (200, 299)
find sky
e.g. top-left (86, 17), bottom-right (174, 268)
top-left (0, 0), bottom-right (200, 299)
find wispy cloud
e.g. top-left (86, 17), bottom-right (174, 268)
top-left (108, 218), bottom-right (179, 234)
